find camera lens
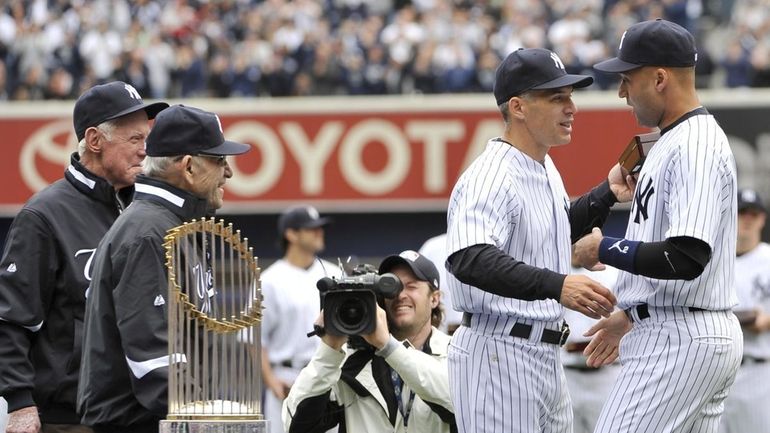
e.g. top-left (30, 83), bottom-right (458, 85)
top-left (338, 298), bottom-right (366, 327)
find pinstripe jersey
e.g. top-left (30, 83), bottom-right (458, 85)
top-left (735, 242), bottom-right (770, 358)
top-left (446, 138), bottom-right (571, 322)
top-left (616, 108), bottom-right (738, 310)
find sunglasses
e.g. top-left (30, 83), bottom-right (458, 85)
top-left (195, 154), bottom-right (228, 166)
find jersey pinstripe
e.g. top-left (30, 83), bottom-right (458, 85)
top-left (445, 138), bottom-right (571, 322)
top-left (615, 112), bottom-right (738, 310)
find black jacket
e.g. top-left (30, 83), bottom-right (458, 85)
top-left (0, 153), bottom-right (131, 423)
top-left (77, 175), bottom-right (209, 431)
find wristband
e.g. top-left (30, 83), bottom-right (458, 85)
top-left (598, 236), bottom-right (640, 273)
top-left (375, 336), bottom-right (401, 359)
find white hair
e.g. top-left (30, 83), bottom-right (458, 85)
top-left (77, 119), bottom-right (118, 156)
top-left (142, 155), bottom-right (179, 178)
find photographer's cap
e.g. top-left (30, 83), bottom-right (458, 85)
top-left (493, 48), bottom-right (593, 105)
top-left (278, 205), bottom-right (331, 235)
top-left (379, 250), bottom-right (440, 289)
top-left (74, 81), bottom-right (168, 141)
top-left (594, 19), bottom-right (697, 73)
top-left (145, 105), bottom-right (251, 157)
top-left (738, 188), bottom-right (766, 213)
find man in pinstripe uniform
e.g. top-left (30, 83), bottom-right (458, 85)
top-left (445, 47), bottom-right (637, 433)
top-left (719, 189), bottom-right (770, 433)
top-left (573, 19), bottom-right (743, 433)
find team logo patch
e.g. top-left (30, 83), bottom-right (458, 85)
top-left (6, 263), bottom-right (16, 272)
top-left (550, 52), bottom-right (565, 71)
top-left (154, 295), bottom-right (166, 306)
top-left (124, 83), bottom-right (141, 100)
top-left (632, 177), bottom-right (655, 223)
top-left (609, 240), bottom-right (629, 254)
top-left (307, 206), bottom-right (320, 220)
top-left (400, 250), bottom-right (420, 262)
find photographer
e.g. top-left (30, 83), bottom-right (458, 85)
top-left (282, 250), bottom-right (456, 433)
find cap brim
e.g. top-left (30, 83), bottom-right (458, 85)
top-left (593, 57), bottom-right (641, 73)
top-left (530, 74), bottom-right (593, 90)
top-left (301, 217), bottom-right (332, 229)
top-left (200, 140), bottom-right (251, 156)
top-left (738, 203), bottom-right (766, 213)
top-left (106, 101), bottom-right (169, 122)
top-left (379, 255), bottom-right (429, 282)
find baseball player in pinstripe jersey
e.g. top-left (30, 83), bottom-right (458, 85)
top-left (719, 189), bottom-right (770, 433)
top-left (573, 19), bottom-right (743, 433)
top-left (445, 48), bottom-right (637, 433)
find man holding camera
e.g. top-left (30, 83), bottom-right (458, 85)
top-left (282, 250), bottom-right (455, 433)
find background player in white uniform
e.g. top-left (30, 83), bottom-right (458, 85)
top-left (261, 205), bottom-right (341, 433)
top-left (1, 397), bottom-right (7, 433)
top-left (419, 233), bottom-right (463, 333)
top-left (719, 189), bottom-right (770, 433)
top-left (445, 47), bottom-right (636, 433)
top-left (562, 254), bottom-right (621, 433)
top-left (573, 19), bottom-right (743, 433)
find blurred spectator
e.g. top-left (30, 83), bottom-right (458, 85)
top-left (0, 0), bottom-right (768, 101)
top-left (722, 39), bottom-right (753, 87)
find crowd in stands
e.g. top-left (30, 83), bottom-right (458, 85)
top-left (0, 0), bottom-right (768, 101)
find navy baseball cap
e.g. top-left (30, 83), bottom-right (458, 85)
top-left (145, 105), bottom-right (250, 157)
top-left (278, 205), bottom-right (331, 235)
top-left (73, 81), bottom-right (168, 141)
top-left (594, 19), bottom-right (697, 73)
top-left (493, 48), bottom-right (593, 105)
top-left (738, 188), bottom-right (766, 213)
top-left (379, 250), bottom-right (440, 289)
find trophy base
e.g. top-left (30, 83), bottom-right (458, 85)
top-left (159, 420), bottom-right (269, 433)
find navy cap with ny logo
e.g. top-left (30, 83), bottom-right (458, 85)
top-left (493, 48), bottom-right (593, 105)
top-left (594, 19), bottom-right (698, 73)
top-left (73, 81), bottom-right (168, 141)
top-left (145, 105), bottom-right (250, 157)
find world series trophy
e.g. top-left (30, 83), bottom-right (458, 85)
top-left (160, 218), bottom-right (268, 433)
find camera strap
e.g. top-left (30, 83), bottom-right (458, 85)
top-left (390, 368), bottom-right (416, 427)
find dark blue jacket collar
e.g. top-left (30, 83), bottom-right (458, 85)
top-left (133, 175), bottom-right (211, 221)
top-left (64, 152), bottom-right (133, 209)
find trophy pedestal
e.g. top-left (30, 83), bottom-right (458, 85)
top-left (159, 420), bottom-right (269, 433)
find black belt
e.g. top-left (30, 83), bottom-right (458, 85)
top-left (271, 359), bottom-right (308, 369)
top-left (461, 313), bottom-right (570, 346)
top-left (626, 303), bottom-right (706, 321)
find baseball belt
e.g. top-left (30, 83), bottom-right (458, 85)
top-left (625, 303), bottom-right (706, 323)
top-left (461, 312), bottom-right (569, 346)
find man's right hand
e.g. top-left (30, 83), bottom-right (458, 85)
top-left (6, 406), bottom-right (41, 433)
top-left (560, 275), bottom-right (616, 319)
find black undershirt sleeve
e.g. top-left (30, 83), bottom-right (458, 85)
top-left (633, 236), bottom-right (711, 280)
top-left (569, 180), bottom-right (618, 243)
top-left (446, 244), bottom-right (565, 301)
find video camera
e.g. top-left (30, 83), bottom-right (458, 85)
top-left (316, 264), bottom-right (403, 336)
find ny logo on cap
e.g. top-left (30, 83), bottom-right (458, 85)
top-left (215, 114), bottom-right (224, 133)
top-left (307, 206), bottom-right (320, 220)
top-left (550, 52), bottom-right (565, 71)
top-left (742, 189), bottom-right (758, 202)
top-left (124, 83), bottom-right (141, 100)
top-left (619, 31), bottom-right (627, 50)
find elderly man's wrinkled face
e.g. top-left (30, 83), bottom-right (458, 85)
top-left (191, 155), bottom-right (232, 210)
top-left (98, 110), bottom-right (150, 189)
